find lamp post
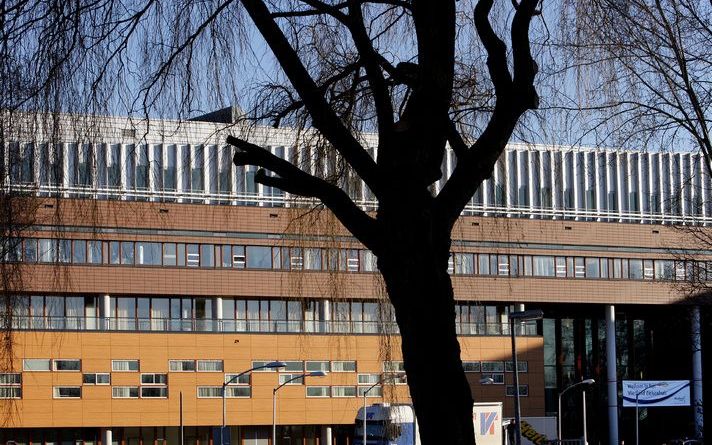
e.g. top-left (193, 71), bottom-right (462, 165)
top-left (222, 361), bottom-right (286, 445)
top-left (361, 373), bottom-right (405, 445)
top-left (273, 371), bottom-right (327, 445)
top-left (635, 382), bottom-right (667, 445)
top-left (557, 379), bottom-right (595, 443)
top-left (508, 309), bottom-right (543, 445)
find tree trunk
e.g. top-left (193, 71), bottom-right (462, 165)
top-left (376, 200), bottom-right (476, 445)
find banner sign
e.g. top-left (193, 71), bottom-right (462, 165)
top-left (622, 380), bottom-right (690, 407)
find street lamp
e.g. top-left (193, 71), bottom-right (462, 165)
top-left (361, 373), bottom-right (406, 445)
top-left (221, 361), bottom-right (286, 445)
top-left (557, 379), bottom-right (595, 443)
top-left (635, 382), bottom-right (667, 445)
top-left (508, 309), bottom-right (543, 445)
top-left (480, 377), bottom-right (495, 385)
top-left (273, 371), bottom-right (328, 445)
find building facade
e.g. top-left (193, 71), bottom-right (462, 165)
top-left (0, 114), bottom-right (708, 444)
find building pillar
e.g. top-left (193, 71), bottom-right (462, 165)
top-left (605, 305), bottom-right (619, 445)
top-left (102, 428), bottom-right (112, 445)
top-left (101, 294), bottom-right (111, 330)
top-left (321, 300), bottom-right (331, 333)
top-left (215, 297), bottom-right (223, 332)
top-left (320, 426), bottom-right (332, 445)
top-left (515, 304), bottom-right (525, 335)
top-left (692, 305), bottom-right (704, 440)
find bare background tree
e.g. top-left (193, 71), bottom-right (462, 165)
top-left (554, 0), bottom-right (711, 165)
top-left (551, 1), bottom-right (712, 441)
top-left (1, 1), bottom-right (548, 443)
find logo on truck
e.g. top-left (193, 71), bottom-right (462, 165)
top-left (480, 412), bottom-right (499, 436)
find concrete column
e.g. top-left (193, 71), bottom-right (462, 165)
top-left (692, 306), bottom-right (704, 440)
top-left (216, 297), bottom-right (223, 332)
top-left (101, 294), bottom-right (111, 330)
top-left (101, 428), bottom-right (112, 445)
top-left (605, 305), bottom-right (619, 445)
top-left (320, 426), bottom-right (332, 445)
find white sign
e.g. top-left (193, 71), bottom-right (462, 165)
top-left (622, 380), bottom-right (690, 407)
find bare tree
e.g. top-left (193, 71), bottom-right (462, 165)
top-left (1, 1), bottom-right (543, 443)
top-left (555, 0), bottom-right (711, 170)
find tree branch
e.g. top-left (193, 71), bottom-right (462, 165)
top-left (227, 135), bottom-right (379, 250)
top-left (241, 0), bottom-right (382, 196)
top-left (435, 0), bottom-right (540, 228)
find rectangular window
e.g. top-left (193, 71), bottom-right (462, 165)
top-left (332, 386), bottom-right (357, 397)
top-left (357, 374), bottom-right (381, 385)
top-left (358, 386), bottom-right (383, 397)
top-left (72, 240), bottom-right (87, 263)
top-left (136, 242), bottom-right (162, 266)
top-left (110, 241), bottom-right (120, 264)
top-left (478, 254), bottom-right (491, 275)
top-left (225, 374), bottom-right (251, 385)
top-left (225, 386), bottom-right (251, 398)
top-left (186, 244), bottom-right (199, 267)
top-left (53, 386), bottom-right (81, 398)
top-left (481, 361), bottom-right (505, 373)
top-left (247, 246), bottom-right (272, 269)
top-left (0, 387), bottom-right (21, 399)
top-left (120, 242), bottom-right (134, 265)
top-left (306, 386), bottom-right (330, 398)
top-left (331, 361), bottom-right (357, 372)
top-left (38, 239), bottom-right (57, 263)
top-left (197, 360), bottom-right (223, 372)
top-left (0, 373), bottom-right (21, 399)
top-left (463, 362), bottom-right (481, 373)
top-left (533, 256), bottom-right (555, 277)
top-left (0, 374), bottom-right (21, 385)
top-left (585, 258), bottom-right (600, 278)
top-left (200, 244), bottom-right (214, 268)
top-left (505, 361), bottom-right (528, 373)
top-left (252, 361), bottom-right (278, 372)
top-left (87, 241), bottom-right (102, 264)
top-left (53, 359), bottom-right (81, 372)
top-left (306, 361), bottom-right (330, 373)
top-left (141, 374), bottom-right (168, 385)
top-left (141, 387), bottom-right (168, 398)
top-left (383, 361), bottom-right (405, 373)
top-left (279, 374), bottom-right (305, 385)
top-left (112, 360), bottom-right (139, 372)
top-left (23, 359), bottom-right (50, 371)
top-left (481, 373), bottom-right (505, 384)
top-left (163, 243), bottom-right (177, 266)
top-left (574, 257), bottom-right (585, 278)
top-left (83, 373), bottom-right (111, 385)
top-left (232, 246), bottom-right (246, 268)
top-left (169, 360), bottom-right (196, 372)
top-left (197, 386), bottom-right (223, 398)
top-left (506, 385), bottom-right (529, 397)
top-left (112, 386), bottom-right (139, 398)
top-left (23, 238), bottom-right (38, 262)
top-left (629, 259), bottom-right (644, 279)
top-left (282, 361), bottom-right (304, 372)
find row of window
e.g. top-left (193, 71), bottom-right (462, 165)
top-left (20, 359), bottom-right (363, 373)
top-left (10, 237), bottom-right (706, 282)
top-left (451, 253), bottom-right (700, 281)
top-left (463, 361), bottom-right (528, 373)
top-left (50, 386), bottom-right (170, 399)
top-left (49, 382), bottom-right (525, 400)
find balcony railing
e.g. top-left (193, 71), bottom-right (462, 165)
top-left (9, 316), bottom-right (539, 336)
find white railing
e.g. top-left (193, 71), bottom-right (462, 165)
top-left (6, 183), bottom-right (708, 225)
top-left (8, 316), bottom-right (539, 337)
